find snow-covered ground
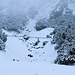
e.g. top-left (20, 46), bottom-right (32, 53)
top-left (0, 61), bottom-right (75, 75)
top-left (1, 0), bottom-right (75, 75)
top-left (4, 28), bottom-right (56, 63)
top-left (2, 26), bottom-right (75, 75)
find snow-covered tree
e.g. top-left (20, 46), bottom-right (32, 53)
top-left (35, 18), bottom-right (48, 31)
top-left (0, 29), bottom-right (7, 51)
top-left (0, 5), bottom-right (28, 33)
top-left (50, 8), bottom-right (75, 65)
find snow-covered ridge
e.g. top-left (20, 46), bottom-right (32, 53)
top-left (35, 0), bottom-right (75, 20)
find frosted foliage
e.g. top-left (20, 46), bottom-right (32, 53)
top-left (35, 18), bottom-right (48, 31)
top-left (0, 29), bottom-right (7, 51)
top-left (50, 8), bottom-right (75, 65)
top-left (0, 5), bottom-right (28, 33)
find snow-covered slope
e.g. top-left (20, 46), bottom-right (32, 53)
top-left (1, 28), bottom-right (75, 75)
top-left (3, 28), bottom-right (56, 63)
top-left (22, 0), bottom-right (61, 33)
top-left (68, 0), bottom-right (75, 14)
top-left (0, 62), bottom-right (75, 75)
top-left (35, 0), bottom-right (60, 20)
top-left (35, 0), bottom-right (75, 20)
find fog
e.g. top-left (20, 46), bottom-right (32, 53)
top-left (0, 0), bottom-right (51, 20)
top-left (0, 0), bottom-right (50, 9)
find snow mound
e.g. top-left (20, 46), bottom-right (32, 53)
top-left (1, 28), bottom-right (57, 63)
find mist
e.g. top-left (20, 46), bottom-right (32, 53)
top-left (0, 0), bottom-right (50, 9)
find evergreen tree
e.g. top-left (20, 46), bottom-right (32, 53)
top-left (50, 8), bottom-right (75, 65)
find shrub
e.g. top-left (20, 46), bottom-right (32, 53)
top-left (0, 6), bottom-right (28, 33)
top-left (1, 15), bottom-right (28, 33)
top-left (35, 19), bottom-right (48, 31)
top-left (0, 29), bottom-right (7, 51)
top-left (49, 8), bottom-right (75, 65)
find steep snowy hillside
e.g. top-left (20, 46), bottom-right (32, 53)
top-left (68, 0), bottom-right (75, 14)
top-left (35, 0), bottom-right (60, 20)
top-left (23, 0), bottom-right (61, 32)
top-left (35, 0), bottom-right (75, 20)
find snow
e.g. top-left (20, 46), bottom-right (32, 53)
top-left (1, 27), bottom-right (75, 75)
top-left (0, 62), bottom-right (75, 75)
top-left (4, 28), bottom-right (56, 63)
top-left (68, 0), bottom-right (75, 14)
top-left (0, 0), bottom-right (75, 75)
top-left (35, 0), bottom-right (60, 19)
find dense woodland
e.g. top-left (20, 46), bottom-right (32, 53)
top-left (0, 6), bottom-right (28, 51)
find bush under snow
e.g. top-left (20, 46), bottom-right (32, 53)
top-left (49, 8), bottom-right (75, 65)
top-left (0, 5), bottom-right (28, 33)
top-left (35, 18), bottom-right (48, 31)
top-left (0, 29), bottom-right (7, 51)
